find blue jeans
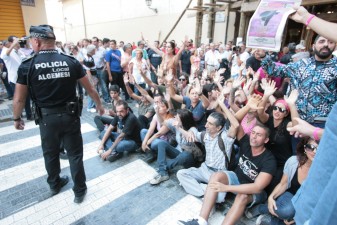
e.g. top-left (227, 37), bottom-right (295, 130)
top-left (156, 141), bottom-right (194, 176)
top-left (140, 129), bottom-right (164, 151)
top-left (99, 130), bottom-right (138, 153)
top-left (87, 96), bottom-right (95, 110)
top-left (293, 102), bottom-right (337, 225)
top-left (259, 192), bottom-right (295, 224)
top-left (1, 74), bottom-right (13, 97)
top-left (98, 69), bottom-right (110, 103)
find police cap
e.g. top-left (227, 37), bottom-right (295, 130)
top-left (29, 25), bottom-right (56, 40)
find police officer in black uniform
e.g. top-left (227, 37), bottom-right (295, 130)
top-left (13, 25), bottom-right (104, 204)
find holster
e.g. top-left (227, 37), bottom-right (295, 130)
top-left (65, 96), bottom-right (83, 117)
top-left (31, 102), bottom-right (41, 125)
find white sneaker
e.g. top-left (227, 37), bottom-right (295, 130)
top-left (149, 174), bottom-right (169, 185)
top-left (87, 108), bottom-right (96, 113)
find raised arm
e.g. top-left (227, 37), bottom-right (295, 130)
top-left (291, 6), bottom-right (337, 43)
top-left (193, 78), bottom-right (210, 109)
top-left (229, 77), bottom-right (246, 113)
top-left (166, 70), bottom-right (183, 103)
top-left (285, 89), bottom-right (300, 127)
top-left (217, 96), bottom-right (239, 138)
top-left (123, 73), bottom-right (142, 101)
top-left (257, 80), bottom-right (277, 123)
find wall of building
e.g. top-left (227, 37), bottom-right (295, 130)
top-left (44, 0), bottom-right (235, 46)
top-left (21, 0), bottom-right (48, 35)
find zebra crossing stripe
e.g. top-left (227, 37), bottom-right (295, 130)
top-left (147, 195), bottom-right (224, 225)
top-left (0, 140), bottom-right (100, 192)
top-left (0, 159), bottom-right (157, 225)
top-left (0, 121), bottom-right (37, 136)
top-left (0, 123), bottom-right (96, 158)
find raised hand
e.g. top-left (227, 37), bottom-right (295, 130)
top-left (253, 70), bottom-right (260, 82)
top-left (285, 89), bottom-right (299, 106)
top-left (247, 66), bottom-right (255, 76)
top-left (243, 78), bottom-right (252, 93)
top-left (290, 6), bottom-right (310, 24)
top-left (246, 94), bottom-right (264, 110)
top-left (232, 76), bottom-right (246, 89)
top-left (123, 73), bottom-right (129, 84)
top-left (202, 69), bottom-right (208, 79)
top-left (193, 78), bottom-right (202, 95)
top-left (263, 80), bottom-right (277, 97)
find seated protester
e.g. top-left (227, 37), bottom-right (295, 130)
top-left (98, 100), bottom-right (141, 162)
top-left (94, 85), bottom-right (122, 132)
top-left (140, 100), bottom-right (175, 163)
top-left (178, 73), bottom-right (190, 97)
top-left (166, 71), bottom-right (210, 131)
top-left (257, 82), bottom-right (296, 194)
top-left (246, 137), bottom-right (318, 225)
top-left (176, 100), bottom-right (239, 199)
top-left (123, 73), bottom-right (155, 129)
top-left (178, 121), bottom-right (277, 225)
top-left (150, 109), bottom-right (199, 185)
top-left (83, 44), bottom-right (98, 113)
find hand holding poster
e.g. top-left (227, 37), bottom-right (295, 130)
top-left (246, 0), bottom-right (302, 52)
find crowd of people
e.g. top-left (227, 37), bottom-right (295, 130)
top-left (3, 5), bottom-right (337, 225)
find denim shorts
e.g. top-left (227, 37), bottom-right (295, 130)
top-left (223, 171), bottom-right (268, 208)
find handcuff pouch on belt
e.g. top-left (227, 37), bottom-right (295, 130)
top-left (66, 96), bottom-right (83, 117)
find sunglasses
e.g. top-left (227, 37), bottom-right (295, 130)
top-left (304, 144), bottom-right (318, 152)
top-left (273, 105), bottom-right (287, 113)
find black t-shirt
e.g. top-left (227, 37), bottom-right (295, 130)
top-left (245, 56), bottom-right (261, 72)
top-left (235, 135), bottom-right (277, 184)
top-left (110, 112), bottom-right (141, 145)
top-left (16, 50), bottom-right (85, 108)
top-left (265, 116), bottom-right (293, 167)
top-left (83, 55), bottom-right (97, 75)
top-left (147, 49), bottom-right (162, 69)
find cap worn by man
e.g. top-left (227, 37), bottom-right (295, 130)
top-left (29, 25), bottom-right (56, 40)
top-left (296, 44), bottom-right (305, 50)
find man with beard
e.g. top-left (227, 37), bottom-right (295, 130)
top-left (261, 35), bottom-right (337, 127)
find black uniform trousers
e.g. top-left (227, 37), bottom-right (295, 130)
top-left (39, 112), bottom-right (87, 196)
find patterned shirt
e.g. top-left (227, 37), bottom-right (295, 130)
top-left (261, 56), bottom-right (337, 123)
top-left (194, 129), bottom-right (235, 170)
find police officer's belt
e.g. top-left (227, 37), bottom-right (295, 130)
top-left (40, 106), bottom-right (67, 114)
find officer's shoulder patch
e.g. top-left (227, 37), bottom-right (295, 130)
top-left (22, 54), bottom-right (35, 63)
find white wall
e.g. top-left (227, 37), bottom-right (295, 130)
top-left (21, 0), bottom-right (48, 35)
top-left (44, 0), bottom-right (235, 46)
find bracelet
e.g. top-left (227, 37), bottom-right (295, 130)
top-left (313, 127), bottom-right (321, 141)
top-left (305, 14), bottom-right (315, 26)
top-left (13, 117), bottom-right (21, 122)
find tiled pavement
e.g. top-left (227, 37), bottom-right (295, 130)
top-left (0, 99), bottom-right (255, 225)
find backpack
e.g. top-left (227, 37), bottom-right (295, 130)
top-left (200, 130), bottom-right (237, 171)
